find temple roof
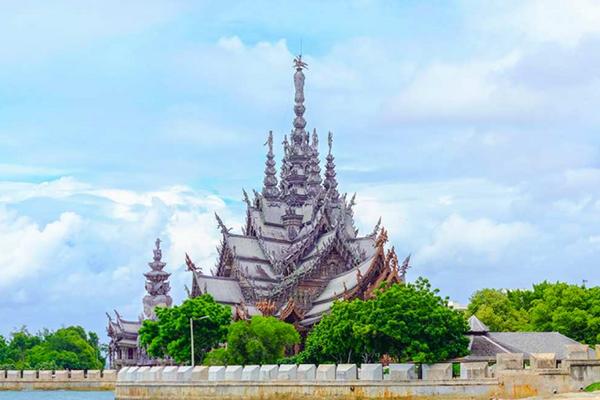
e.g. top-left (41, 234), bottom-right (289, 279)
top-left (193, 274), bottom-right (245, 305)
top-left (313, 254), bottom-right (377, 304)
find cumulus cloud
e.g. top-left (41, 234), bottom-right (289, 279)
top-left (417, 214), bottom-right (537, 263)
top-left (0, 177), bottom-right (241, 337)
top-left (383, 52), bottom-right (543, 123)
top-left (0, 209), bottom-right (82, 287)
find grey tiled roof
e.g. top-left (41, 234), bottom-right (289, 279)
top-left (463, 331), bottom-right (580, 361)
top-left (195, 274), bottom-right (244, 305)
top-left (488, 332), bottom-right (579, 359)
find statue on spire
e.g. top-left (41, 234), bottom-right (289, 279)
top-left (293, 54), bottom-right (308, 71)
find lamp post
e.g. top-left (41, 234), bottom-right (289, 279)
top-left (190, 315), bottom-right (210, 367)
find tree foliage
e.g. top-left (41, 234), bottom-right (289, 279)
top-left (139, 294), bottom-right (231, 365)
top-left (0, 326), bottom-right (104, 370)
top-left (468, 281), bottom-right (600, 344)
top-left (204, 316), bottom-right (300, 365)
top-left (298, 279), bottom-right (469, 364)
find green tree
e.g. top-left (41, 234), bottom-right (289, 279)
top-left (468, 282), bottom-right (600, 344)
top-left (139, 294), bottom-right (231, 365)
top-left (25, 326), bottom-right (104, 370)
top-left (0, 326), bottom-right (104, 370)
top-left (299, 279), bottom-right (469, 364)
top-left (0, 335), bottom-right (11, 368)
top-left (5, 328), bottom-right (42, 369)
top-left (204, 316), bottom-right (300, 365)
top-left (468, 289), bottom-right (530, 331)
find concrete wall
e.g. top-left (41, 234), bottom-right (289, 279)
top-left (114, 353), bottom-right (600, 400)
top-left (0, 369), bottom-right (116, 391)
top-left (115, 364), bottom-right (497, 399)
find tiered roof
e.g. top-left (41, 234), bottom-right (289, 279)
top-left (188, 56), bottom-right (409, 329)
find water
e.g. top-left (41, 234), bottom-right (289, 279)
top-left (0, 392), bottom-right (113, 400)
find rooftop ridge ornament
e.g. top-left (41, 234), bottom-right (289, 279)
top-left (215, 212), bottom-right (232, 235)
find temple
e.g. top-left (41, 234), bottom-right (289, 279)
top-left (187, 56), bottom-right (409, 334)
top-left (107, 239), bottom-right (173, 368)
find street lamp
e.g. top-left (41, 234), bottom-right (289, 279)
top-left (190, 315), bottom-right (210, 367)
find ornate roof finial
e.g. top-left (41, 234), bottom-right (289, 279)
top-left (371, 217), bottom-right (382, 237)
top-left (375, 227), bottom-right (389, 248)
top-left (215, 213), bottom-right (232, 235)
top-left (242, 188), bottom-right (251, 207)
top-left (185, 253), bottom-right (200, 273)
top-left (399, 254), bottom-right (411, 281)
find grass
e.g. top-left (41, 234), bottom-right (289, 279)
top-left (584, 382), bottom-right (600, 392)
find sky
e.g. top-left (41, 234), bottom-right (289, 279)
top-left (1, 0), bottom-right (600, 340)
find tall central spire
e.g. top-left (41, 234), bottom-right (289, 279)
top-left (292, 55), bottom-right (308, 147)
top-left (279, 55), bottom-right (313, 205)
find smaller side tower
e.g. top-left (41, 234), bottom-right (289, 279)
top-left (143, 238), bottom-right (173, 319)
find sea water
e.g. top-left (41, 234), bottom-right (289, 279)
top-left (0, 392), bottom-right (113, 400)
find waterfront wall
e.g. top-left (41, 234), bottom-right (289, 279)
top-left (0, 369), bottom-right (116, 391)
top-left (114, 350), bottom-right (600, 400)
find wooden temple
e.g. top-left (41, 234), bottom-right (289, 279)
top-left (187, 56), bottom-right (410, 334)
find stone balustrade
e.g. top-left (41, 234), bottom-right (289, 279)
top-left (0, 369), bottom-right (117, 391)
top-left (0, 369), bottom-right (117, 381)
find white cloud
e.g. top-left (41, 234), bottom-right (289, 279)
top-left (0, 209), bottom-right (82, 287)
top-left (383, 52), bottom-right (544, 123)
top-left (509, 0), bottom-right (600, 47)
top-left (418, 214), bottom-right (537, 263)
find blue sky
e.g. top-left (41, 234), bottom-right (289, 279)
top-left (2, 0), bottom-right (600, 340)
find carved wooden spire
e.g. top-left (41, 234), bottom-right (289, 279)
top-left (323, 131), bottom-right (339, 200)
top-left (307, 128), bottom-right (322, 197)
top-left (280, 55), bottom-right (311, 205)
top-left (143, 238), bottom-right (172, 319)
top-left (262, 130), bottom-right (279, 199)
